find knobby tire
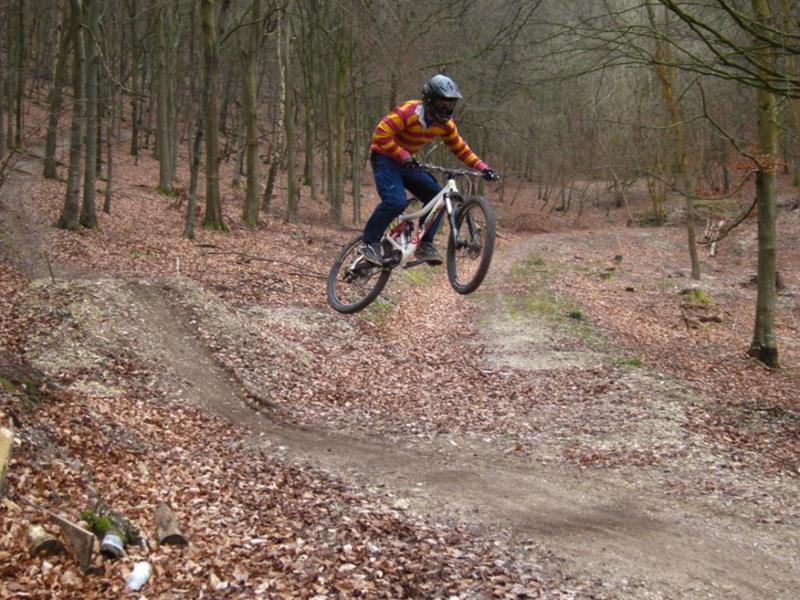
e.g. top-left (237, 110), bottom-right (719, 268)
top-left (327, 235), bottom-right (391, 313)
top-left (446, 195), bottom-right (495, 295)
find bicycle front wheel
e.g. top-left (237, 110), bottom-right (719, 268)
top-left (446, 195), bottom-right (495, 295)
top-left (327, 235), bottom-right (391, 313)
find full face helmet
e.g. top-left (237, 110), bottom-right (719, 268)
top-left (422, 74), bottom-right (463, 124)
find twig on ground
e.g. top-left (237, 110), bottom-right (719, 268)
top-left (200, 249), bottom-right (328, 279)
top-left (45, 253), bottom-right (56, 284)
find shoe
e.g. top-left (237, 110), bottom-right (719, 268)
top-left (415, 242), bottom-right (443, 265)
top-left (360, 242), bottom-right (383, 265)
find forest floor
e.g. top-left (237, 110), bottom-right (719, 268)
top-left (0, 145), bottom-right (799, 599)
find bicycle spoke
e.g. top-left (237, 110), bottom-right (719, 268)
top-left (327, 236), bottom-right (391, 313)
top-left (446, 196), bottom-right (495, 295)
top-left (454, 212), bottom-right (484, 280)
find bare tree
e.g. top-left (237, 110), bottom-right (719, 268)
top-left (747, 0), bottom-right (780, 368)
top-left (80, 0), bottom-right (101, 230)
top-left (154, 0), bottom-right (178, 194)
top-left (201, 0), bottom-right (227, 231)
top-left (44, 3), bottom-right (71, 180)
top-left (241, 0), bottom-right (264, 227)
top-left (57, 0), bottom-right (86, 230)
top-left (282, 0), bottom-right (299, 221)
top-left (646, 2), bottom-right (700, 279)
top-left (649, 0), bottom-right (789, 367)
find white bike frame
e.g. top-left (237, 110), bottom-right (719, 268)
top-left (382, 176), bottom-right (460, 268)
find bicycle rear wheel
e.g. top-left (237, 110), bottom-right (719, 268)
top-left (327, 235), bottom-right (391, 313)
top-left (446, 195), bottom-right (495, 295)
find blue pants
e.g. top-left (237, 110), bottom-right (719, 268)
top-left (363, 152), bottom-right (444, 245)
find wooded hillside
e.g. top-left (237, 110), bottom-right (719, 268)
top-left (2, 0), bottom-right (799, 366)
top-left (1, 2), bottom-right (800, 598)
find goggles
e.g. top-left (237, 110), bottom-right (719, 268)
top-left (430, 98), bottom-right (457, 115)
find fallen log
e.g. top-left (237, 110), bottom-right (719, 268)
top-left (155, 502), bottom-right (188, 546)
top-left (2, 497), bottom-right (21, 512)
top-left (28, 524), bottom-right (66, 557)
top-left (0, 426), bottom-right (13, 494)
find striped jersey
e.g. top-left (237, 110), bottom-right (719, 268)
top-left (371, 100), bottom-right (487, 171)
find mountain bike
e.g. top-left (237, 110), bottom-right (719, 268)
top-left (327, 163), bottom-right (497, 314)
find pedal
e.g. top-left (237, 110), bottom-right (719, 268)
top-left (403, 259), bottom-right (426, 268)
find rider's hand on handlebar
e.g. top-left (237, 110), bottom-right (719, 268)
top-left (402, 157), bottom-right (421, 171)
top-left (482, 167), bottom-right (500, 182)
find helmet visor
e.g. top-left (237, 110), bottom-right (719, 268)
top-left (431, 98), bottom-right (457, 117)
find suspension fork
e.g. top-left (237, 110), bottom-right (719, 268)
top-left (446, 188), bottom-right (466, 247)
top-left (447, 202), bottom-right (458, 246)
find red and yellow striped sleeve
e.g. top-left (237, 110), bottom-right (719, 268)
top-left (371, 101), bottom-right (419, 162)
top-left (441, 121), bottom-right (487, 171)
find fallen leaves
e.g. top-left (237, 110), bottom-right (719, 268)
top-left (0, 139), bottom-right (798, 598)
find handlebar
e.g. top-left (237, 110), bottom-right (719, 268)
top-left (418, 163), bottom-right (488, 179)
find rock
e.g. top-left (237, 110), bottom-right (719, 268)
top-left (392, 498), bottom-right (411, 511)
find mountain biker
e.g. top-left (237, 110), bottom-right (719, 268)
top-left (361, 74), bottom-right (498, 266)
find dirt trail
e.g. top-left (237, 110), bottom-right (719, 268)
top-left (0, 154), bottom-right (52, 279)
top-left (110, 271), bottom-right (798, 599)
top-left (2, 162), bottom-right (798, 599)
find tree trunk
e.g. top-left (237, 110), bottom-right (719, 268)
top-left (350, 70), bottom-right (368, 226)
top-left (790, 100), bottom-right (800, 187)
top-left (299, 5), bottom-right (316, 199)
top-left (14, 0), bottom-right (24, 147)
top-left (167, 3), bottom-right (178, 190)
top-left (747, 0), bottom-right (780, 368)
top-left (200, 0), bottom-right (226, 231)
top-left (127, 0), bottom-right (140, 157)
top-left (44, 4), bottom-right (70, 180)
top-left (5, 2), bottom-right (16, 149)
top-left (779, 0), bottom-right (800, 187)
top-left (263, 6), bottom-right (286, 213)
top-left (143, 58), bottom-right (153, 151)
top-left (323, 78), bottom-right (334, 208)
top-left (232, 126), bottom-right (244, 188)
top-left (185, 0), bottom-right (197, 157)
top-left (331, 50), bottom-right (346, 225)
top-left (282, 1), bottom-right (298, 221)
top-left (648, 3), bottom-right (700, 279)
top-left (241, 0), bottom-right (261, 227)
top-left (57, 0), bottom-right (85, 231)
top-left (95, 81), bottom-right (103, 176)
top-left (184, 112), bottom-right (203, 240)
top-left (80, 0), bottom-right (100, 230)
top-left (154, 0), bottom-right (175, 194)
top-left (218, 64), bottom-right (235, 141)
top-left (103, 86), bottom-right (114, 214)
top-left (0, 41), bottom-right (4, 156)
top-left (183, 1), bottom-right (199, 240)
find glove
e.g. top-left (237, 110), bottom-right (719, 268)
top-left (482, 167), bottom-right (499, 182)
top-left (402, 157), bottom-right (421, 170)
